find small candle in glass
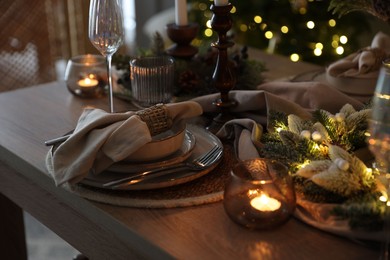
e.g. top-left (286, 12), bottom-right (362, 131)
top-left (65, 54), bottom-right (106, 98)
top-left (78, 76), bottom-right (99, 93)
top-left (223, 159), bottom-right (296, 229)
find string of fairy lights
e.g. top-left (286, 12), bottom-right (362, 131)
top-left (189, 0), bottom-right (371, 65)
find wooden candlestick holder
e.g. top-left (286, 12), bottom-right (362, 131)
top-left (207, 3), bottom-right (237, 133)
top-left (166, 23), bottom-right (199, 59)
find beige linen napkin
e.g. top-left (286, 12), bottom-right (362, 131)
top-left (192, 81), bottom-right (365, 160)
top-left (46, 101), bottom-right (202, 186)
top-left (327, 31), bottom-right (390, 79)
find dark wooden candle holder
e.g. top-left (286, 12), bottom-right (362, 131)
top-left (166, 23), bottom-right (199, 59)
top-left (207, 3), bottom-right (237, 133)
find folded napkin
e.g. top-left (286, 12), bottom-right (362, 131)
top-left (327, 31), bottom-right (390, 79)
top-left (192, 81), bottom-right (365, 160)
top-left (46, 101), bottom-right (202, 186)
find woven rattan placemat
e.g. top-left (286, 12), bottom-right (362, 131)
top-left (64, 143), bottom-right (236, 208)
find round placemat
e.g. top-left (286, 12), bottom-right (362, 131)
top-left (63, 143), bottom-right (237, 208)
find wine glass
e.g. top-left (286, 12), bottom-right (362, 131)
top-left (88, 0), bottom-right (124, 113)
top-left (368, 60), bottom-right (390, 259)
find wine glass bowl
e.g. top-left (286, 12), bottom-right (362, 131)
top-left (368, 60), bottom-right (390, 259)
top-left (369, 61), bottom-right (390, 175)
top-left (88, 0), bottom-right (124, 113)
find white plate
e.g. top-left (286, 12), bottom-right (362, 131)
top-left (81, 124), bottom-right (223, 190)
top-left (108, 129), bottom-right (196, 173)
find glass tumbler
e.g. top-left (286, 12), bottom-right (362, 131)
top-left (130, 56), bottom-right (174, 107)
top-left (223, 158), bottom-right (296, 229)
top-left (64, 54), bottom-right (106, 98)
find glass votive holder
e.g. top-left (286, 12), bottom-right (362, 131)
top-left (129, 56), bottom-right (174, 107)
top-left (223, 158), bottom-right (296, 230)
top-left (64, 54), bottom-right (107, 98)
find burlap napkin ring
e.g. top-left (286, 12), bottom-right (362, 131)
top-left (135, 103), bottom-right (172, 136)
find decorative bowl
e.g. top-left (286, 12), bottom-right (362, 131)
top-left (126, 123), bottom-right (186, 162)
top-left (325, 69), bottom-right (378, 96)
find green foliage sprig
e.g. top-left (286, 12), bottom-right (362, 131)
top-left (329, 0), bottom-right (390, 22)
top-left (259, 104), bottom-right (386, 231)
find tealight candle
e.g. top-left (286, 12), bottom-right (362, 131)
top-left (78, 77), bottom-right (99, 92)
top-left (175, 0), bottom-right (188, 26)
top-left (250, 193), bottom-right (281, 212)
top-left (214, 0), bottom-right (229, 6)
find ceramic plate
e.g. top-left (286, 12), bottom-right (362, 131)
top-left (108, 129), bottom-right (196, 173)
top-left (81, 124), bottom-right (223, 190)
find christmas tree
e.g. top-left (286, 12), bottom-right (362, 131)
top-left (189, 0), bottom-right (373, 65)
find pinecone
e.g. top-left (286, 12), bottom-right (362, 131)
top-left (373, 0), bottom-right (390, 22)
top-left (178, 70), bottom-right (200, 91)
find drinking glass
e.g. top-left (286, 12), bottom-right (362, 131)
top-left (88, 0), bottom-right (124, 113)
top-left (368, 60), bottom-right (390, 259)
top-left (130, 56), bottom-right (175, 108)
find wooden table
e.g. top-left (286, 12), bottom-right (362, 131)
top-left (0, 51), bottom-right (379, 259)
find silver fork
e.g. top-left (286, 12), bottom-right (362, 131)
top-left (103, 145), bottom-right (223, 188)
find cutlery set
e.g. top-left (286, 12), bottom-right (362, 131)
top-left (103, 145), bottom-right (223, 189)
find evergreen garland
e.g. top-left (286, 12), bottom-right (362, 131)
top-left (259, 104), bottom-right (387, 231)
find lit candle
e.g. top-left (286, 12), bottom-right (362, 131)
top-left (250, 193), bottom-right (281, 212)
top-left (214, 0), bottom-right (229, 6)
top-left (175, 0), bottom-right (188, 26)
top-left (78, 77), bottom-right (98, 92)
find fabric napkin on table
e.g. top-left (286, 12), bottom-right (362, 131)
top-left (192, 81), bottom-right (365, 160)
top-left (46, 101), bottom-right (202, 186)
top-left (326, 31), bottom-right (390, 79)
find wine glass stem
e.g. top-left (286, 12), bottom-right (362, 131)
top-left (106, 54), bottom-right (114, 113)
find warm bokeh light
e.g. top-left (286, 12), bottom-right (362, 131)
top-left (328, 19), bottom-right (336, 27)
top-left (281, 26), bottom-right (289, 33)
top-left (290, 53), bottom-right (300, 62)
top-left (231, 6), bottom-right (236, 13)
top-left (265, 31), bottom-right (273, 39)
top-left (340, 35), bottom-right (348, 44)
top-left (203, 10), bottom-right (212, 18)
top-left (240, 24), bottom-right (248, 32)
top-left (198, 3), bottom-right (207, 11)
top-left (306, 21), bottom-right (315, 29)
top-left (315, 42), bottom-right (323, 49)
top-left (314, 48), bottom-right (322, 56)
top-left (331, 40), bottom-right (339, 48)
top-left (254, 15), bottom-right (262, 23)
top-left (206, 20), bottom-right (212, 28)
top-left (336, 46), bottom-right (344, 55)
top-left (204, 28), bottom-right (213, 37)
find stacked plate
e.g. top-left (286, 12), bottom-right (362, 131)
top-left (81, 124), bottom-right (223, 190)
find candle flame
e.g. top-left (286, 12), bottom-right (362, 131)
top-left (250, 193), bottom-right (281, 212)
